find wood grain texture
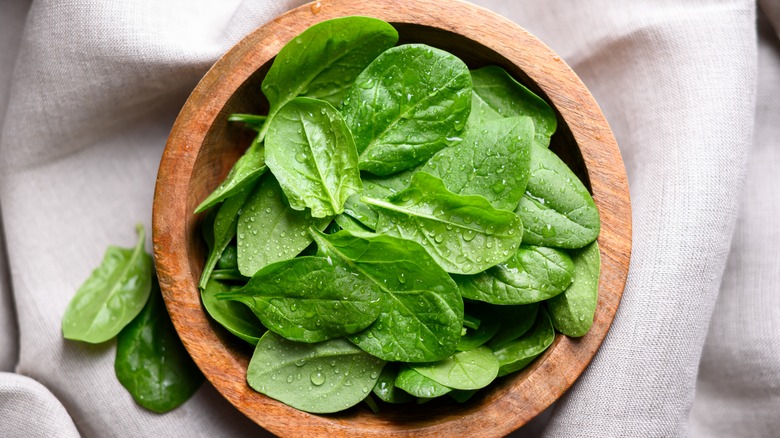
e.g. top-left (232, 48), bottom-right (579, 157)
top-left (152, 0), bottom-right (632, 436)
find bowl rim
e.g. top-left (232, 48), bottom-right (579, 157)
top-left (152, 0), bottom-right (632, 436)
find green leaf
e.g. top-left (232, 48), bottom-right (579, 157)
top-left (457, 302), bottom-right (501, 351)
top-left (199, 188), bottom-right (251, 290)
top-left (423, 116), bottom-right (534, 211)
top-left (470, 66), bottom-right (557, 147)
top-left (220, 256), bottom-right (383, 343)
top-left (247, 331), bottom-right (385, 414)
top-left (485, 303), bottom-right (539, 350)
top-left (395, 365), bottom-right (451, 398)
top-left (547, 241), bottom-right (600, 337)
top-left (201, 279), bottom-right (264, 345)
top-left (115, 280), bottom-right (203, 413)
top-left (62, 224), bottom-right (153, 344)
top-left (517, 145), bottom-right (600, 248)
top-left (455, 245), bottom-right (574, 305)
top-left (260, 16), bottom-right (399, 139)
top-left (372, 363), bottom-right (414, 404)
top-left (333, 213), bottom-right (372, 233)
top-left (312, 229), bottom-right (463, 362)
top-left (343, 167), bottom-right (420, 230)
top-left (364, 172), bottom-right (523, 275)
top-left (236, 173), bottom-right (330, 277)
top-left (411, 347), bottom-right (499, 391)
top-left (341, 44), bottom-right (472, 175)
top-left (265, 97), bottom-right (362, 218)
top-left (493, 307), bottom-right (555, 377)
top-left (228, 113), bottom-right (267, 132)
top-left (194, 137), bottom-right (266, 214)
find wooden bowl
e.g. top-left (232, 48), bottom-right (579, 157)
top-left (152, 0), bottom-right (632, 436)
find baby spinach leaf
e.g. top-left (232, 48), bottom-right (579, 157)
top-left (216, 245), bottom-right (238, 270)
top-left (449, 389), bottom-right (478, 403)
top-left (62, 224), bottom-right (152, 344)
top-left (455, 245), bottom-right (575, 305)
top-left (260, 16), bottom-right (398, 139)
top-left (373, 363), bottom-right (414, 404)
top-left (334, 213), bottom-right (372, 233)
top-left (219, 256), bottom-right (383, 343)
top-left (236, 173), bottom-right (330, 277)
top-left (517, 144), bottom-right (600, 248)
top-left (228, 113), bottom-right (267, 132)
top-left (199, 188), bottom-right (250, 290)
top-left (470, 66), bottom-right (557, 147)
top-left (247, 331), bottom-right (385, 414)
top-left (457, 303), bottom-right (501, 351)
top-left (486, 303), bottom-right (539, 350)
top-left (201, 279), bottom-right (264, 345)
top-left (115, 280), bottom-right (203, 413)
top-left (364, 172), bottom-right (524, 275)
top-left (194, 137), bottom-right (266, 214)
top-left (395, 365), bottom-right (451, 399)
top-left (423, 116), bottom-right (534, 211)
top-left (493, 307), bottom-right (555, 377)
top-left (341, 44), bottom-right (472, 175)
top-left (265, 97), bottom-right (362, 218)
top-left (411, 346), bottom-right (499, 390)
top-left (547, 241), bottom-right (600, 337)
top-left (312, 229), bottom-right (463, 362)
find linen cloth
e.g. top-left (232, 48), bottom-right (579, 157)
top-left (0, 0), bottom-right (776, 436)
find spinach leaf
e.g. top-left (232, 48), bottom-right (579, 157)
top-left (219, 256), bottom-right (383, 343)
top-left (455, 245), bottom-right (574, 305)
top-left (486, 303), bottom-right (539, 350)
top-left (199, 188), bottom-right (250, 290)
top-left (62, 224), bottom-right (152, 344)
top-left (312, 229), bottom-right (463, 362)
top-left (517, 145), bottom-right (600, 248)
top-left (260, 16), bottom-right (398, 139)
top-left (343, 167), bottom-right (419, 229)
top-left (216, 245), bottom-right (238, 270)
top-left (493, 307), bottom-right (555, 377)
top-left (236, 173), bottom-right (330, 277)
top-left (372, 363), bottom-right (414, 404)
top-left (547, 241), bottom-right (600, 337)
top-left (449, 389), bottom-right (478, 403)
top-left (194, 137), bottom-right (266, 214)
top-left (395, 365), bottom-right (451, 398)
top-left (457, 303), bottom-right (501, 351)
top-left (470, 66), bottom-right (557, 147)
top-left (364, 172), bottom-right (523, 275)
top-left (333, 213), bottom-right (372, 233)
top-left (115, 280), bottom-right (203, 413)
top-left (247, 331), bottom-right (385, 414)
top-left (341, 44), bottom-right (472, 175)
top-left (265, 97), bottom-right (362, 218)
top-left (411, 346), bottom-right (499, 390)
top-left (423, 116), bottom-right (534, 211)
top-left (201, 279), bottom-right (264, 345)
top-left (228, 113), bottom-right (267, 132)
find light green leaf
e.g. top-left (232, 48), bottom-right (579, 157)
top-left (547, 241), bottom-right (600, 337)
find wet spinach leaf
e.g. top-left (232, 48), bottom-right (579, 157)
top-left (201, 279), bottom-right (264, 345)
top-left (411, 346), bottom-right (499, 390)
top-left (364, 172), bottom-right (523, 275)
top-left (62, 224), bottom-right (152, 344)
top-left (247, 331), bottom-right (385, 414)
top-left (219, 256), bottom-right (383, 343)
top-left (457, 303), bottom-right (501, 351)
top-left (260, 16), bottom-right (398, 139)
top-left (373, 363), bottom-right (414, 404)
top-left (228, 113), bottom-right (267, 132)
top-left (493, 307), bottom-right (555, 377)
top-left (395, 365), bottom-right (451, 398)
top-left (199, 188), bottom-right (251, 290)
top-left (265, 98), bottom-right (362, 218)
top-left (486, 303), bottom-right (539, 350)
top-left (423, 116), bottom-right (534, 211)
top-left (341, 44), bottom-right (472, 175)
top-left (194, 137), bottom-right (266, 214)
top-left (517, 144), bottom-right (600, 248)
top-left (115, 280), bottom-right (203, 413)
top-left (312, 229), bottom-right (463, 362)
top-left (547, 241), bottom-right (600, 337)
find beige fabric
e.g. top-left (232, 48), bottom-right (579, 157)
top-left (0, 0), bottom-right (776, 436)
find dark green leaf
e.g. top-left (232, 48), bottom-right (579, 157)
top-left (228, 113), bottom-right (267, 132)
top-left (265, 98), bottom-right (362, 218)
top-left (395, 365), bottom-right (451, 398)
top-left (115, 281), bottom-right (203, 413)
top-left (201, 278), bottom-right (264, 345)
top-left (62, 224), bottom-right (152, 344)
top-left (341, 44), bottom-right (472, 175)
top-left (194, 137), bottom-right (266, 214)
top-left (343, 167), bottom-right (419, 230)
top-left (449, 389), bottom-right (478, 403)
top-left (411, 346), bottom-right (499, 390)
top-left (457, 303), bottom-right (501, 351)
top-left (199, 188), bottom-right (250, 290)
top-left (247, 331), bottom-right (385, 414)
top-left (547, 241), bottom-right (600, 337)
top-left (216, 245), bottom-right (238, 270)
top-left (364, 172), bottom-right (524, 275)
top-left (493, 307), bottom-right (555, 377)
top-left (485, 303), bottom-right (539, 350)
top-left (372, 363), bottom-right (414, 404)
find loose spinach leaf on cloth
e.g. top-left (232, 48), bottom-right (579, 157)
top-left (455, 245), bottom-right (575, 305)
top-left (62, 224), bottom-right (152, 343)
top-left (547, 241), bottom-right (601, 337)
top-left (219, 256), bottom-right (383, 343)
top-left (470, 66), bottom-right (557, 148)
top-left (312, 229), bottom-right (463, 362)
top-left (194, 137), bottom-right (266, 214)
top-left (517, 144), bottom-right (600, 248)
top-left (265, 97), bottom-right (362, 218)
top-left (423, 116), bottom-right (534, 211)
top-left (341, 44), bottom-right (472, 175)
top-left (236, 173), bottom-right (330, 277)
top-left (201, 279), bottom-right (264, 345)
top-left (364, 172), bottom-right (524, 275)
top-left (115, 280), bottom-right (203, 413)
top-left (411, 346), bottom-right (499, 391)
top-left (199, 188), bottom-right (251, 290)
top-left (493, 307), bottom-right (555, 377)
top-left (247, 331), bottom-right (385, 414)
top-left (260, 16), bottom-right (398, 139)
